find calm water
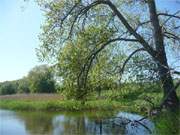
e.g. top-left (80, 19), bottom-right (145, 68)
top-left (0, 109), bottom-right (154, 135)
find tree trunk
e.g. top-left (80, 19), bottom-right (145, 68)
top-left (148, 0), bottom-right (179, 110)
top-left (157, 58), bottom-right (179, 109)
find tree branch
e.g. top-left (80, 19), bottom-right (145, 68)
top-left (160, 10), bottom-right (180, 28)
top-left (120, 48), bottom-right (146, 74)
top-left (77, 37), bottom-right (139, 91)
top-left (135, 20), bottom-right (151, 31)
top-left (163, 31), bottom-right (180, 41)
top-left (118, 48), bottom-right (146, 82)
top-left (158, 11), bottom-right (180, 20)
top-left (56, 0), bottom-right (157, 58)
top-left (172, 70), bottom-right (180, 75)
top-left (102, 0), bottom-right (157, 58)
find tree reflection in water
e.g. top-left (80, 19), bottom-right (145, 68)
top-left (13, 110), bottom-right (153, 135)
top-left (52, 115), bottom-right (125, 135)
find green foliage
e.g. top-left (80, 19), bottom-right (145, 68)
top-left (0, 81), bottom-right (18, 95)
top-left (0, 65), bottom-right (56, 95)
top-left (153, 111), bottom-right (180, 135)
top-left (0, 99), bottom-right (124, 111)
top-left (0, 83), bottom-right (165, 112)
top-left (58, 25), bottom-right (116, 99)
top-left (125, 53), bottom-right (159, 83)
top-left (17, 78), bottom-right (30, 93)
top-left (36, 0), bottom-right (114, 61)
top-left (28, 65), bottom-right (56, 93)
top-left (0, 79), bottom-right (30, 95)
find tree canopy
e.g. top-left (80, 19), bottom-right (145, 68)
top-left (28, 65), bottom-right (56, 93)
top-left (57, 25), bottom-right (119, 99)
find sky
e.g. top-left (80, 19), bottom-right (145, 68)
top-left (0, 0), bottom-right (179, 82)
top-left (0, 0), bottom-right (44, 82)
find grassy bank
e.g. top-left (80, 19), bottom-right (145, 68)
top-left (0, 98), bottom-right (130, 112)
top-left (0, 90), bottom-right (159, 113)
top-left (0, 87), bottom-right (178, 113)
top-left (153, 110), bottom-right (180, 135)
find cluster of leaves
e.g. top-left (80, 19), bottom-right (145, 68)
top-left (28, 65), bottom-right (56, 93)
top-left (57, 25), bottom-right (118, 99)
top-left (124, 52), bottom-right (159, 83)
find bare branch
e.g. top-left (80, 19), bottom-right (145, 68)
top-left (134, 120), bottom-right (152, 134)
top-left (158, 11), bottom-right (180, 20)
top-left (110, 116), bottom-right (152, 134)
top-left (163, 31), bottom-right (180, 41)
top-left (172, 71), bottom-right (180, 75)
top-left (135, 20), bottom-right (151, 31)
top-left (160, 11), bottom-right (180, 26)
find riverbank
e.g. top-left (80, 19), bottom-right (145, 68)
top-left (0, 90), bottom-right (175, 113)
top-left (0, 98), bottom-right (130, 112)
top-left (0, 92), bottom-right (154, 113)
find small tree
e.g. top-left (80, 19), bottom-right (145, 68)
top-left (17, 78), bottom-right (30, 93)
top-left (28, 65), bottom-right (56, 93)
top-left (58, 25), bottom-right (116, 99)
top-left (0, 81), bottom-right (18, 95)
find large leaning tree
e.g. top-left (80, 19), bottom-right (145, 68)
top-left (37, 0), bottom-right (180, 109)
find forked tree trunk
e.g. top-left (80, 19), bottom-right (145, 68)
top-left (148, 0), bottom-right (179, 109)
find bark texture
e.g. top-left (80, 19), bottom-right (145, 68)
top-left (148, 0), bottom-right (179, 109)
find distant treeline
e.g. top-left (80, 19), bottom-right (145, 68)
top-left (0, 65), bottom-right (56, 95)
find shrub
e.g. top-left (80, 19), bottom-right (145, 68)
top-left (0, 81), bottom-right (18, 95)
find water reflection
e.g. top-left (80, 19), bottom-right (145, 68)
top-left (0, 110), bottom-right (28, 135)
top-left (52, 115), bottom-right (125, 135)
top-left (118, 112), bottom-right (155, 135)
top-left (17, 111), bottom-right (54, 135)
top-left (0, 109), bottom-right (154, 135)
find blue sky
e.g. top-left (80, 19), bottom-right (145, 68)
top-left (0, 0), bottom-right (44, 82)
top-left (0, 0), bottom-right (179, 82)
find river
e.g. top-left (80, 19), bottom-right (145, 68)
top-left (0, 109), bottom-right (155, 135)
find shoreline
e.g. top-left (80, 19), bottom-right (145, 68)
top-left (0, 99), bottom-right (132, 112)
top-left (0, 94), bottom-right (136, 112)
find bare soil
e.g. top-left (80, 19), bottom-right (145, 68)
top-left (0, 93), bottom-right (63, 101)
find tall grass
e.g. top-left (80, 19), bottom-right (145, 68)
top-left (153, 111), bottom-right (180, 135)
top-left (0, 99), bottom-right (130, 111)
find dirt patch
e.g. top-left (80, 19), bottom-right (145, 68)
top-left (0, 94), bottom-right (64, 101)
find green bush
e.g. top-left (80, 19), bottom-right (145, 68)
top-left (0, 81), bottom-right (18, 95)
top-left (153, 111), bottom-right (180, 135)
top-left (17, 78), bottom-right (30, 93)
